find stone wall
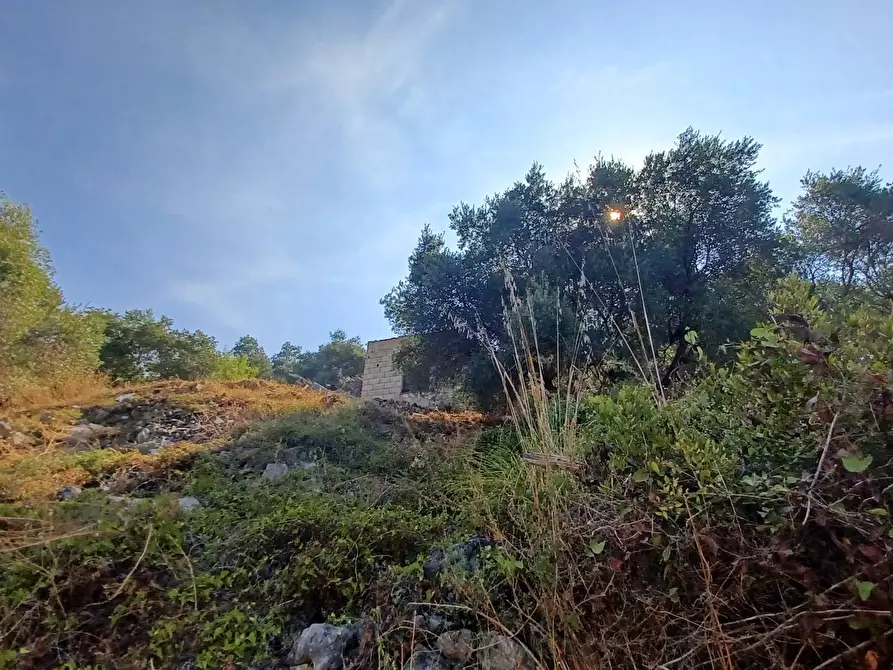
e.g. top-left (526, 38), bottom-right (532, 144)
top-left (360, 337), bottom-right (405, 400)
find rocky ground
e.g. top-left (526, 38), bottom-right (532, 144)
top-left (0, 380), bottom-right (503, 670)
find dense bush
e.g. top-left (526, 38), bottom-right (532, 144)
top-left (455, 277), bottom-right (893, 668)
top-left (0, 196), bottom-right (106, 404)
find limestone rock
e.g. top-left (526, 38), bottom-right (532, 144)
top-left (0, 419), bottom-right (11, 438)
top-left (57, 485), bottom-right (83, 501)
top-left (437, 629), bottom-right (473, 663)
top-left (65, 423), bottom-right (119, 445)
top-left (426, 615), bottom-right (447, 634)
top-left (477, 634), bottom-right (534, 670)
top-left (262, 462), bottom-right (289, 480)
top-left (423, 536), bottom-right (495, 579)
top-left (287, 623), bottom-right (357, 670)
top-left (10, 431), bottom-right (36, 447)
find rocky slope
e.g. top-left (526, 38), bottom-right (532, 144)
top-left (0, 380), bottom-right (498, 669)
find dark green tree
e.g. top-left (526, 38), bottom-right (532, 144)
top-left (232, 335), bottom-right (272, 378)
top-left (271, 332), bottom-right (365, 388)
top-left (100, 310), bottom-right (220, 382)
top-left (0, 195), bottom-right (104, 401)
top-left (632, 128), bottom-right (784, 382)
top-left (384, 130), bottom-right (786, 403)
top-left (787, 166), bottom-right (893, 299)
top-left (295, 330), bottom-right (365, 388)
top-left (271, 341), bottom-right (304, 382)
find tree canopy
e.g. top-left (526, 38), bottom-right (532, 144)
top-left (3, 127), bottom-right (892, 407)
top-left (0, 196), bottom-right (105, 402)
top-left (383, 129), bottom-right (788, 403)
top-left (271, 330), bottom-right (365, 389)
top-left (99, 310), bottom-right (222, 382)
top-left (787, 166), bottom-right (893, 299)
top-left (232, 335), bottom-right (273, 379)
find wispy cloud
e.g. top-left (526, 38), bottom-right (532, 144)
top-left (145, 1), bottom-right (462, 342)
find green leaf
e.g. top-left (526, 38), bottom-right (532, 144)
top-left (750, 327), bottom-right (771, 339)
top-left (649, 461), bottom-right (661, 474)
top-left (684, 330), bottom-right (698, 344)
top-left (857, 580), bottom-right (875, 601)
top-left (588, 539), bottom-right (606, 556)
top-left (633, 470), bottom-right (649, 483)
top-left (842, 455), bottom-right (873, 473)
top-left (888, 528), bottom-right (893, 538)
top-left (868, 508), bottom-right (888, 517)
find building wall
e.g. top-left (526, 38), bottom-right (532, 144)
top-left (360, 337), bottom-right (405, 400)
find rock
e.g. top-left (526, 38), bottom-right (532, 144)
top-left (116, 393), bottom-right (138, 402)
top-left (262, 462), bottom-right (289, 480)
top-left (89, 407), bottom-right (111, 423)
top-left (287, 623), bottom-right (358, 670)
top-left (437, 630), bottom-right (473, 663)
top-left (423, 536), bottom-right (496, 579)
top-left (477, 634), bottom-right (534, 670)
top-left (57, 485), bottom-right (82, 501)
top-left (402, 650), bottom-right (453, 670)
top-left (0, 418), bottom-right (12, 438)
top-left (213, 417), bottom-right (225, 425)
top-left (65, 423), bottom-right (118, 445)
top-left (135, 427), bottom-right (152, 443)
top-left (10, 431), bottom-right (36, 447)
top-left (177, 497), bottom-right (202, 512)
top-left (426, 615), bottom-right (447, 634)
top-left (39, 411), bottom-right (53, 423)
top-left (411, 614), bottom-right (448, 634)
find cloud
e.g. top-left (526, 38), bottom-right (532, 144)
top-left (135, 1), bottom-right (463, 335)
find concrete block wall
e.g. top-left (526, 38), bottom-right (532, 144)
top-left (360, 337), bottom-right (405, 400)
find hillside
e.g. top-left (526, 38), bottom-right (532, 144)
top-left (1, 380), bottom-right (492, 669)
top-left (3, 307), bottom-right (893, 670)
top-left (3, 133), bottom-right (893, 669)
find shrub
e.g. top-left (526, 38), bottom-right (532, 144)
top-left (209, 353), bottom-right (261, 380)
top-left (0, 196), bottom-right (105, 404)
top-left (456, 277), bottom-right (893, 669)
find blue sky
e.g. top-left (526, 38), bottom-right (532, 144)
top-left (1, 0), bottom-right (892, 354)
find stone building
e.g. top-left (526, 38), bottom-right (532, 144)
top-left (360, 337), bottom-right (406, 400)
top-left (361, 336), bottom-right (457, 407)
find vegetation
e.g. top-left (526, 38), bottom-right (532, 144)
top-left (0, 197), bottom-right (105, 405)
top-left (383, 129), bottom-right (789, 404)
top-left (2, 130), bottom-right (893, 668)
top-left (271, 330), bottom-right (366, 388)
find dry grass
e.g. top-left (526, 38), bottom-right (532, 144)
top-left (165, 378), bottom-right (344, 417)
top-left (0, 440), bottom-right (211, 501)
top-left (0, 378), bottom-right (341, 502)
top-left (5, 373), bottom-right (115, 412)
top-left (407, 409), bottom-right (487, 425)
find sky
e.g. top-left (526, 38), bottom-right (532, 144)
top-left (1, 0), bottom-right (892, 355)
